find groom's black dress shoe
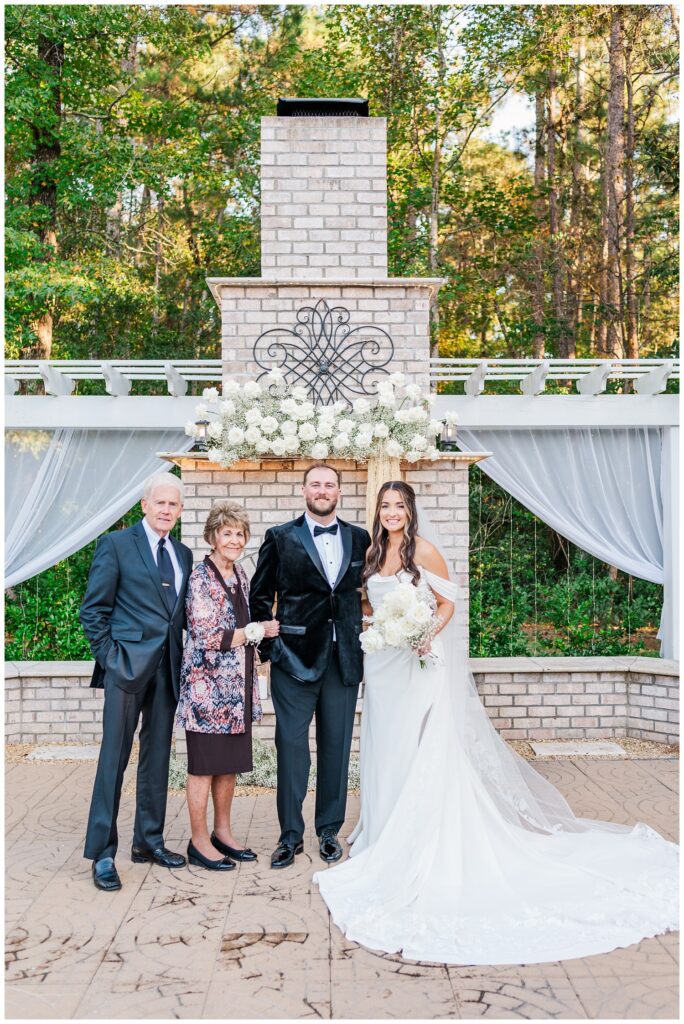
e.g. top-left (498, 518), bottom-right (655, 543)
top-left (211, 831), bottom-right (257, 862)
top-left (318, 829), bottom-right (343, 863)
top-left (270, 840), bottom-right (304, 869)
top-left (92, 857), bottom-right (122, 891)
top-left (131, 845), bottom-right (186, 868)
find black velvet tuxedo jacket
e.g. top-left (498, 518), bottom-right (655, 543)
top-left (250, 514), bottom-right (371, 686)
top-left (79, 520), bottom-right (193, 700)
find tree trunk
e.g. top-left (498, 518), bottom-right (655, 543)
top-left (427, 8), bottom-right (445, 360)
top-left (624, 43), bottom-right (638, 361)
top-left (153, 193), bottom-right (164, 330)
top-left (567, 41), bottom-right (585, 359)
top-left (27, 34), bottom-right (64, 360)
top-left (547, 68), bottom-right (571, 359)
top-left (531, 87), bottom-right (546, 359)
top-left (604, 10), bottom-right (626, 359)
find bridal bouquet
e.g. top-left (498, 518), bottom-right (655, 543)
top-left (360, 581), bottom-right (443, 669)
top-left (185, 369), bottom-right (458, 468)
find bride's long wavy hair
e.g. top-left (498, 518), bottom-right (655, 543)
top-left (362, 481), bottom-right (420, 587)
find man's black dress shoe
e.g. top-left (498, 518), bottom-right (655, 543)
top-left (92, 857), bottom-right (122, 891)
top-left (270, 840), bottom-right (304, 869)
top-left (211, 831), bottom-right (257, 862)
top-left (318, 830), bottom-right (343, 863)
top-left (131, 845), bottom-right (187, 868)
top-left (187, 841), bottom-right (235, 871)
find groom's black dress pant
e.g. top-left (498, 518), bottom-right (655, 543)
top-left (84, 653), bottom-right (177, 861)
top-left (270, 644), bottom-right (359, 845)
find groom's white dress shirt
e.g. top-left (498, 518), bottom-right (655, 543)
top-left (305, 512), bottom-right (343, 640)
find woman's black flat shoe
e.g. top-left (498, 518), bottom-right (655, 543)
top-left (187, 840), bottom-right (235, 871)
top-left (211, 831), bottom-right (258, 861)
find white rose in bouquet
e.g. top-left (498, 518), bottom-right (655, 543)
top-left (384, 583), bottom-right (415, 616)
top-left (385, 439), bottom-right (403, 458)
top-left (280, 398), bottom-right (298, 416)
top-left (353, 397), bottom-right (371, 416)
top-left (316, 421), bottom-right (335, 439)
top-left (311, 442), bottom-right (329, 459)
top-left (297, 402), bottom-right (316, 420)
top-left (245, 407), bottom-right (262, 426)
top-left (208, 421), bottom-right (223, 440)
top-left (260, 416), bottom-right (279, 435)
top-left (244, 426), bottom-right (262, 444)
top-left (373, 422), bottom-right (390, 438)
top-left (337, 416), bottom-right (355, 432)
top-left (356, 431), bottom-right (374, 449)
top-left (407, 602), bottom-right (433, 627)
top-left (410, 434), bottom-right (428, 451)
top-left (298, 422), bottom-right (317, 441)
top-left (383, 620), bottom-right (405, 647)
top-left (220, 399), bottom-right (236, 417)
top-left (243, 381), bottom-right (261, 399)
top-left (283, 435), bottom-right (299, 454)
top-left (271, 437), bottom-right (287, 456)
top-left (281, 420), bottom-right (298, 436)
top-left (256, 438), bottom-right (271, 454)
top-left (360, 626), bottom-right (386, 654)
top-left (228, 426), bottom-right (245, 445)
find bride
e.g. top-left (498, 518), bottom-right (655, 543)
top-left (314, 480), bottom-right (678, 965)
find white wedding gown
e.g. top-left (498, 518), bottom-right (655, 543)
top-left (314, 569), bottom-right (678, 965)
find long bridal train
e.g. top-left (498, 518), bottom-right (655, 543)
top-left (314, 566), bottom-right (678, 966)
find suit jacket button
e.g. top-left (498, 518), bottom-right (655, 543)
top-left (327, 619), bottom-right (332, 623)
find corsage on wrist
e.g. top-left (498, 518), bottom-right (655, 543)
top-left (244, 622), bottom-right (266, 646)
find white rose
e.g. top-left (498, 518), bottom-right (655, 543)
top-left (316, 421), bottom-right (335, 439)
top-left (244, 426), bottom-right (262, 444)
top-left (385, 439), bottom-right (403, 458)
top-left (410, 434), bottom-right (428, 452)
top-left (429, 419), bottom-right (443, 435)
top-left (223, 379), bottom-right (241, 396)
top-left (407, 602), bottom-right (432, 626)
top-left (378, 393), bottom-right (397, 408)
top-left (404, 383), bottom-right (423, 402)
top-left (283, 435), bottom-right (300, 454)
top-left (195, 403), bottom-right (208, 419)
top-left (244, 622), bottom-right (266, 644)
top-left (360, 627), bottom-right (385, 654)
top-left (243, 381), bottom-right (261, 399)
top-left (406, 450), bottom-right (422, 463)
top-left (271, 437), bottom-right (287, 456)
top-left (298, 402), bottom-right (315, 420)
top-left (184, 420), bottom-right (198, 437)
top-left (244, 407), bottom-right (262, 425)
top-left (208, 421), bottom-right (223, 440)
top-left (266, 366), bottom-right (285, 383)
top-left (383, 620), bottom-right (406, 647)
top-left (353, 397), bottom-right (371, 416)
top-left (228, 426), bottom-right (245, 445)
top-left (394, 409), bottom-right (411, 424)
top-left (292, 385), bottom-right (309, 401)
top-left (333, 400), bottom-right (348, 414)
top-left (373, 422), bottom-right (390, 438)
top-left (260, 416), bottom-right (279, 435)
top-left (256, 438), bottom-right (271, 454)
top-left (332, 433), bottom-right (351, 452)
top-left (444, 410), bottom-right (459, 425)
top-left (311, 442), bottom-right (329, 459)
top-left (219, 399), bottom-right (236, 417)
top-left (281, 420), bottom-right (298, 436)
top-left (298, 422), bottom-right (317, 441)
top-left (355, 431), bottom-right (374, 449)
top-left (427, 447), bottom-right (441, 459)
top-left (202, 386), bottom-right (219, 400)
top-left (407, 406), bottom-right (428, 423)
top-left (280, 398), bottom-right (298, 416)
top-left (337, 416), bottom-right (355, 432)
top-left (388, 371), bottom-right (406, 386)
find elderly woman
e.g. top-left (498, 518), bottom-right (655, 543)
top-left (178, 500), bottom-right (279, 870)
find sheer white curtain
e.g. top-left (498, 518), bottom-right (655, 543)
top-left (5, 428), bottom-right (192, 588)
top-left (456, 427), bottom-right (671, 656)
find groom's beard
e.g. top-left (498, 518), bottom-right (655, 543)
top-left (306, 496), bottom-right (338, 517)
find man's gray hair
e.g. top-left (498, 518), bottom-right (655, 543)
top-left (143, 472), bottom-right (184, 502)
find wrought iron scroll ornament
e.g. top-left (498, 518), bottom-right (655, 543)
top-left (252, 299), bottom-right (394, 407)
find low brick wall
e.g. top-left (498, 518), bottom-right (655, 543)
top-left (6, 657), bottom-right (678, 750)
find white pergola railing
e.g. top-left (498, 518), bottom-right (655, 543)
top-left (5, 357), bottom-right (680, 397)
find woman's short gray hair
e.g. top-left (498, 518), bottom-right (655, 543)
top-left (143, 472), bottom-right (184, 502)
top-left (204, 500), bottom-right (251, 548)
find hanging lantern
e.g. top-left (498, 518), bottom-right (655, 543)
top-left (192, 419), bottom-right (210, 452)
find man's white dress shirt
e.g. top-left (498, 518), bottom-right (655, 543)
top-left (142, 517), bottom-right (183, 594)
top-left (305, 512), bottom-right (343, 640)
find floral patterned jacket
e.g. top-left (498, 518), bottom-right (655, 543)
top-left (177, 558), bottom-right (263, 734)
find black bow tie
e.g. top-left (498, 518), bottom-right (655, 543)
top-left (314, 523), bottom-right (338, 537)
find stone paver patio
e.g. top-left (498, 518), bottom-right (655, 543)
top-left (5, 752), bottom-right (678, 1020)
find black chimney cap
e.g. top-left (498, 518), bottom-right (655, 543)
top-left (277, 98), bottom-right (369, 118)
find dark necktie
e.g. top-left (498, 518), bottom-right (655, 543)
top-left (314, 523), bottom-right (338, 537)
top-left (157, 537), bottom-right (177, 611)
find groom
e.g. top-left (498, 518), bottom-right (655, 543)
top-left (250, 464), bottom-right (370, 868)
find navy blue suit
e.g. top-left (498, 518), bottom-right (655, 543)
top-left (80, 519), bottom-right (193, 860)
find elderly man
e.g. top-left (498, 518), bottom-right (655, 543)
top-left (80, 472), bottom-right (193, 891)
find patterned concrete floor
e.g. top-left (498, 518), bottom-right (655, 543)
top-left (5, 753), bottom-right (678, 1020)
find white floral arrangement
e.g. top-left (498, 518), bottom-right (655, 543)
top-left (185, 369), bottom-right (459, 467)
top-left (360, 581), bottom-right (443, 669)
top-left (244, 622), bottom-right (266, 646)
